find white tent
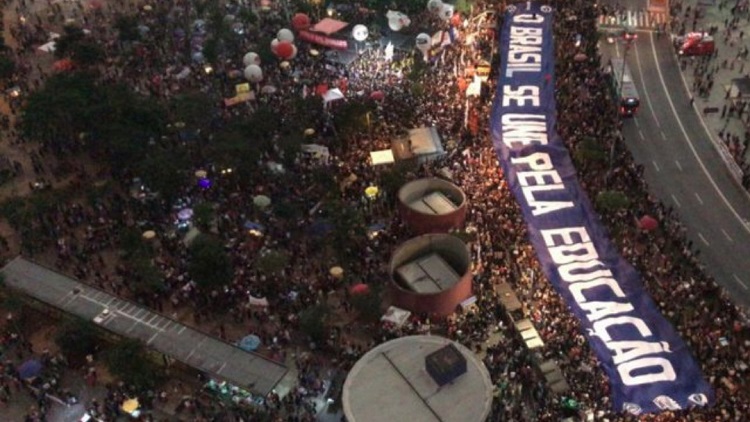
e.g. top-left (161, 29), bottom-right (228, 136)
top-left (248, 295), bottom-right (269, 307)
top-left (381, 306), bottom-right (411, 327)
top-left (301, 144), bottom-right (330, 160)
top-left (370, 149), bottom-right (395, 166)
top-left (322, 88), bottom-right (345, 103)
top-left (38, 41), bottom-right (56, 53)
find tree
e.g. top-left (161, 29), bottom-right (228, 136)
top-left (21, 73), bottom-right (105, 145)
top-left (192, 202), bottom-right (215, 230)
top-left (54, 25), bottom-right (105, 67)
top-left (169, 91), bottom-right (216, 135)
top-left (299, 304), bottom-right (329, 345)
top-left (128, 255), bottom-right (164, 298)
top-left (255, 249), bottom-right (289, 276)
top-left (137, 148), bottom-right (188, 205)
top-left (53, 25), bottom-right (86, 59)
top-left (574, 136), bottom-right (607, 165)
top-left (0, 56), bottom-right (15, 80)
top-left (119, 227), bottom-right (153, 259)
top-left (596, 190), bottom-right (630, 212)
top-left (104, 339), bottom-right (163, 390)
top-left (114, 15), bottom-right (141, 43)
top-left (95, 84), bottom-right (166, 168)
top-left (332, 100), bottom-right (374, 145)
top-left (350, 289), bottom-right (382, 323)
top-left (189, 234), bottom-right (233, 290)
top-left (55, 318), bottom-right (102, 365)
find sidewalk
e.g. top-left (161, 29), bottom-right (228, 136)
top-left (671, 0), bottom-right (750, 186)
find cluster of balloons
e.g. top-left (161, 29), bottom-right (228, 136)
top-left (386, 10), bottom-right (411, 32)
top-left (426, 0), bottom-right (455, 20)
top-left (271, 28), bottom-right (298, 60)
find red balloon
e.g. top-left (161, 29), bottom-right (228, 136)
top-left (292, 13), bottom-right (311, 30)
top-left (275, 41), bottom-right (294, 59)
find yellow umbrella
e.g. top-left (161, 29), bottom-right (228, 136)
top-left (309, 49), bottom-right (320, 56)
top-left (142, 230), bottom-right (156, 240)
top-left (121, 398), bottom-right (139, 413)
top-left (329, 266), bottom-right (344, 279)
top-left (304, 128), bottom-right (315, 136)
top-left (365, 186), bottom-right (379, 200)
top-left (280, 61), bottom-right (290, 69)
top-left (142, 5), bottom-right (152, 11)
top-left (195, 170), bottom-right (208, 178)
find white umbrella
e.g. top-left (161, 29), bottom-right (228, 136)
top-left (261, 85), bottom-right (277, 94)
top-left (253, 195), bottom-right (271, 208)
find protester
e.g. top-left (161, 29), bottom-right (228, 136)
top-left (0, 0), bottom-right (748, 420)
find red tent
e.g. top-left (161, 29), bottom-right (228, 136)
top-left (350, 284), bottom-right (370, 295)
top-left (370, 91), bottom-right (384, 101)
top-left (315, 83), bottom-right (329, 96)
top-left (639, 215), bottom-right (658, 231)
top-left (53, 59), bottom-right (75, 72)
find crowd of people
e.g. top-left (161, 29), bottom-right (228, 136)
top-left (0, 0), bottom-right (748, 421)
top-left (669, 0), bottom-right (750, 188)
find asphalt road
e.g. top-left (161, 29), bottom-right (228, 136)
top-left (601, 32), bottom-right (750, 308)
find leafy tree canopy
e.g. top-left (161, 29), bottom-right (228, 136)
top-left (189, 234), bottom-right (233, 290)
top-left (104, 339), bottom-right (163, 390)
top-left (55, 318), bottom-right (102, 363)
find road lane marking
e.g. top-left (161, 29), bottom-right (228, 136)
top-left (634, 117), bottom-right (640, 127)
top-left (652, 31), bottom-right (750, 235)
top-left (147, 332), bottom-right (159, 345)
top-left (652, 160), bottom-right (660, 172)
top-left (722, 229), bottom-right (734, 242)
top-left (675, 160), bottom-right (682, 171)
top-left (694, 192), bottom-right (704, 205)
top-left (638, 130), bottom-right (645, 140)
top-left (186, 338), bottom-right (207, 361)
top-left (698, 233), bottom-right (710, 246)
top-left (733, 274), bottom-right (749, 290)
top-left (671, 194), bottom-right (681, 207)
top-left (661, 131), bottom-right (667, 140)
top-left (633, 39), bottom-right (661, 127)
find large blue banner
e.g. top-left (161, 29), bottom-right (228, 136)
top-left (490, 3), bottom-right (713, 415)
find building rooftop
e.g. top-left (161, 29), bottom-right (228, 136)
top-left (342, 335), bottom-right (493, 422)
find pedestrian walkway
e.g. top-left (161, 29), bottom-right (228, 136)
top-left (671, 0), bottom-right (750, 187)
top-left (598, 10), bottom-right (669, 30)
top-left (0, 256), bottom-right (288, 397)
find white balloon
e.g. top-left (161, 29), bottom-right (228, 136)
top-left (386, 10), bottom-right (410, 32)
top-left (288, 44), bottom-right (298, 60)
top-left (439, 3), bottom-right (454, 20)
top-left (277, 28), bottom-right (294, 42)
top-left (244, 64), bottom-right (263, 82)
top-left (388, 18), bottom-right (402, 32)
top-left (242, 52), bottom-right (260, 66)
top-left (427, 0), bottom-right (443, 13)
top-left (415, 33), bottom-right (431, 52)
top-left (352, 24), bottom-right (369, 42)
top-left (270, 38), bottom-right (279, 53)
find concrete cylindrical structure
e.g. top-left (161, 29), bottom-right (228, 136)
top-left (389, 234), bottom-right (472, 317)
top-left (398, 178), bottom-right (467, 234)
top-left (342, 335), bottom-right (493, 422)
